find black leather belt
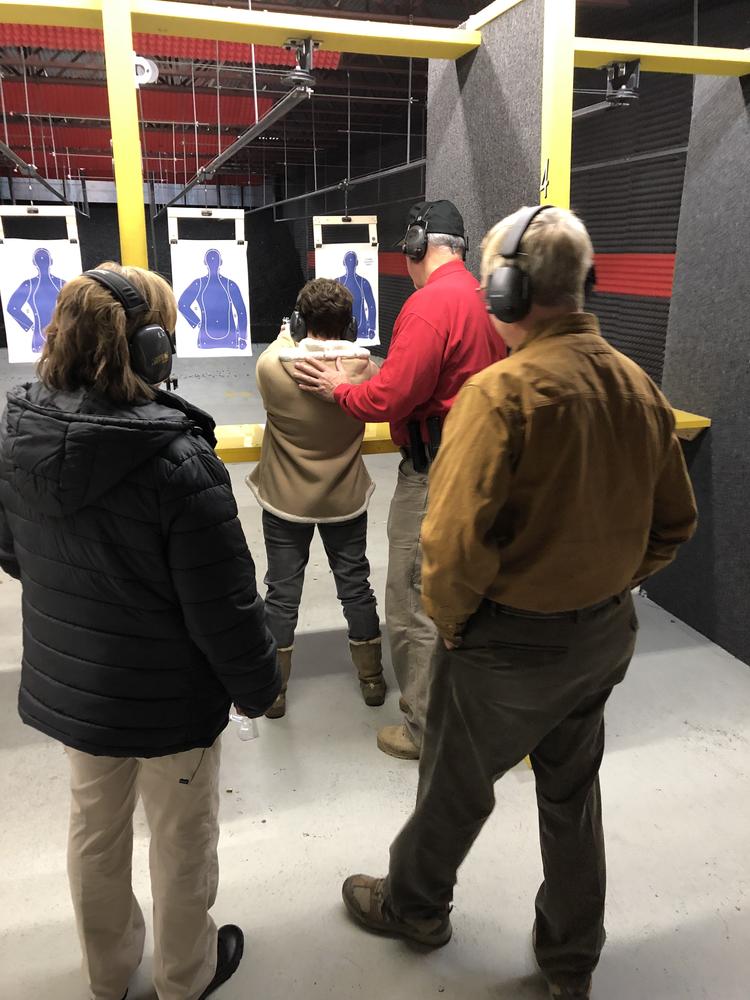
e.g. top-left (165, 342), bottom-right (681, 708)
top-left (487, 591), bottom-right (627, 622)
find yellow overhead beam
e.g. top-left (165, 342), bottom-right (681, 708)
top-left (540, 0), bottom-right (576, 208)
top-left (465, 0), bottom-right (527, 31)
top-left (575, 37), bottom-right (750, 76)
top-left (0, 0), bottom-right (101, 29)
top-left (129, 0), bottom-right (481, 59)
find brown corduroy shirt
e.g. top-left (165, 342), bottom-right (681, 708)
top-left (421, 313), bottom-right (698, 641)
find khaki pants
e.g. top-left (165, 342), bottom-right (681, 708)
top-left (66, 739), bottom-right (221, 1000)
top-left (385, 458), bottom-right (438, 747)
top-left (387, 594), bottom-right (637, 991)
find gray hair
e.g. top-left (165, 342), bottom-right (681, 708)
top-left (427, 232), bottom-right (466, 257)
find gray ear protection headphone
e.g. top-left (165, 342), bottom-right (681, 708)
top-left (401, 205), bottom-right (433, 262)
top-left (289, 298), bottom-right (358, 343)
top-left (485, 205), bottom-right (596, 323)
top-left (84, 269), bottom-right (175, 385)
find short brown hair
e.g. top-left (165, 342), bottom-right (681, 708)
top-left (39, 262), bottom-right (177, 404)
top-left (296, 278), bottom-right (353, 339)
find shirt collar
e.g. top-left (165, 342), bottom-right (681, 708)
top-left (515, 312), bottom-right (601, 353)
top-left (425, 258), bottom-right (467, 286)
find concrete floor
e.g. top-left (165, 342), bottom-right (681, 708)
top-left (0, 349), bottom-right (749, 999)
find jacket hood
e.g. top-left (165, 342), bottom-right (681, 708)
top-left (1, 382), bottom-right (212, 517)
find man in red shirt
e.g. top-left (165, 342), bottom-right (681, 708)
top-left (295, 200), bottom-right (506, 759)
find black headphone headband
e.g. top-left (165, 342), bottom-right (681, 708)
top-left (499, 204), bottom-right (552, 260)
top-left (84, 269), bottom-right (149, 319)
top-left (83, 268), bottom-right (174, 385)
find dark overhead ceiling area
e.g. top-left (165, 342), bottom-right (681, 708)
top-left (0, 0), bottom-right (714, 190)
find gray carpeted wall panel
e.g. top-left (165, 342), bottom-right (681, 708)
top-left (646, 74), bottom-right (750, 665)
top-left (425, 0), bottom-right (544, 276)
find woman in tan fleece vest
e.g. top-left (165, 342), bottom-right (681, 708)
top-left (248, 278), bottom-right (385, 717)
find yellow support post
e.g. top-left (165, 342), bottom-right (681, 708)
top-left (539, 0), bottom-right (576, 208)
top-left (101, 0), bottom-right (148, 267)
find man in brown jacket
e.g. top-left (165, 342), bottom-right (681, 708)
top-left (340, 207), bottom-right (698, 1000)
top-left (248, 278), bottom-right (384, 717)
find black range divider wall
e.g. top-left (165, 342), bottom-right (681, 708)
top-left (425, 0), bottom-right (544, 278)
top-left (572, 72), bottom-right (693, 384)
top-left (646, 72), bottom-right (750, 667)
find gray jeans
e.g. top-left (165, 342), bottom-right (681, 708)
top-left (387, 592), bottom-right (638, 990)
top-left (385, 458), bottom-right (438, 746)
top-left (262, 510), bottom-right (380, 649)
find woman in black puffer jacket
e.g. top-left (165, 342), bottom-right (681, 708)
top-left (0, 262), bottom-right (278, 1000)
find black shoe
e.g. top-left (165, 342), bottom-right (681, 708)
top-left (197, 925), bottom-right (245, 999)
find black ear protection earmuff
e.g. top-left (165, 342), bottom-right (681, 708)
top-left (401, 205), bottom-right (433, 262)
top-left (84, 269), bottom-right (175, 385)
top-left (289, 299), bottom-right (358, 343)
top-left (485, 205), bottom-right (596, 323)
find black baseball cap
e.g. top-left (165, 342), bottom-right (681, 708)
top-left (395, 199), bottom-right (466, 247)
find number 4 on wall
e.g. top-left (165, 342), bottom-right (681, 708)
top-left (540, 158), bottom-right (551, 200)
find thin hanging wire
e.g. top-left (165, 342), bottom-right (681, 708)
top-left (248, 0), bottom-right (259, 123)
top-left (20, 48), bottom-right (36, 200)
top-left (215, 42), bottom-right (222, 154)
top-left (311, 94), bottom-right (318, 189)
top-left (39, 119), bottom-right (49, 179)
top-left (347, 71), bottom-right (351, 181)
top-left (137, 87), bottom-right (150, 191)
top-left (48, 114), bottom-right (59, 182)
top-left (284, 120), bottom-right (288, 200)
top-left (406, 57), bottom-right (413, 164)
top-left (0, 72), bottom-right (10, 147)
top-left (191, 63), bottom-right (200, 176)
top-left (693, 0), bottom-right (699, 44)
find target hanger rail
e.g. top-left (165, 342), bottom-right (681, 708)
top-left (245, 157), bottom-right (426, 216)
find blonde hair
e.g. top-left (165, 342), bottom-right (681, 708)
top-left (480, 207), bottom-right (594, 311)
top-left (39, 262), bottom-right (177, 404)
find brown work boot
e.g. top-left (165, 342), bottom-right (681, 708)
top-left (265, 647), bottom-right (292, 719)
top-left (350, 637), bottom-right (386, 706)
top-left (342, 874), bottom-right (452, 947)
top-left (377, 723), bottom-right (420, 760)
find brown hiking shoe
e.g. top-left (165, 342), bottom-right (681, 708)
top-left (265, 647), bottom-right (292, 719)
top-left (349, 637), bottom-right (386, 706)
top-left (377, 724), bottom-right (420, 760)
top-left (342, 874), bottom-right (452, 947)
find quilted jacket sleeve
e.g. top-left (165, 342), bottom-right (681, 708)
top-left (0, 497), bottom-right (20, 580)
top-left (160, 439), bottom-right (280, 716)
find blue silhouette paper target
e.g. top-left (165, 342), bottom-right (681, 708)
top-left (171, 241), bottom-right (252, 358)
top-left (0, 239), bottom-right (81, 363)
top-left (315, 243), bottom-right (379, 346)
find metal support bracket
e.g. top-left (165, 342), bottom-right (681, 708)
top-left (313, 214), bottom-right (378, 251)
top-left (0, 203), bottom-right (80, 245)
top-left (167, 207), bottom-right (246, 246)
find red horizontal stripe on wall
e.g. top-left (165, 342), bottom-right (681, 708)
top-left (594, 254), bottom-right (676, 298)
top-left (306, 250), bottom-right (409, 277)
